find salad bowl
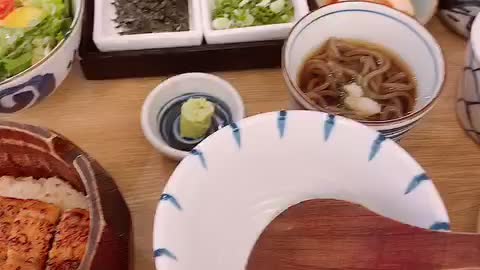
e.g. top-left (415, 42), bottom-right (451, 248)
top-left (153, 111), bottom-right (449, 270)
top-left (0, 0), bottom-right (84, 114)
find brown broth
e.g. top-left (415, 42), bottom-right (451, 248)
top-left (297, 38), bottom-right (417, 121)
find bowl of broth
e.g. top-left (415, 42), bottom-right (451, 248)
top-left (282, 1), bottom-right (445, 140)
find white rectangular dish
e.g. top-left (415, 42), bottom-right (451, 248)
top-left (93, 0), bottom-right (203, 52)
top-left (201, 0), bottom-right (309, 45)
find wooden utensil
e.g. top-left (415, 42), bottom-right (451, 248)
top-left (478, 206), bottom-right (480, 233)
top-left (248, 199), bottom-right (480, 270)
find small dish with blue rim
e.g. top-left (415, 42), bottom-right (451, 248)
top-left (141, 73), bottom-right (245, 160)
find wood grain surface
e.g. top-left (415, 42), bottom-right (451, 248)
top-left (1, 18), bottom-right (479, 269)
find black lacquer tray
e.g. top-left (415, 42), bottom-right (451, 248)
top-left (79, 0), bottom-right (318, 80)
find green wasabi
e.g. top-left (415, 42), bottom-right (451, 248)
top-left (180, 98), bottom-right (215, 139)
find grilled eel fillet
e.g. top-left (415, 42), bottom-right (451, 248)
top-left (0, 197), bottom-right (23, 266)
top-left (2, 200), bottom-right (61, 270)
top-left (46, 209), bottom-right (90, 270)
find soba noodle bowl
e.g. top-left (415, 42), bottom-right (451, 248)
top-left (298, 38), bottom-right (417, 121)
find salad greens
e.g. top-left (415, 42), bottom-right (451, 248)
top-left (212, 0), bottom-right (294, 30)
top-left (0, 0), bottom-right (72, 81)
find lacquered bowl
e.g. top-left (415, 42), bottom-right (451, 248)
top-left (282, 2), bottom-right (445, 140)
top-left (0, 0), bottom-right (84, 114)
top-left (0, 121), bottom-right (131, 270)
top-left (153, 111), bottom-right (449, 270)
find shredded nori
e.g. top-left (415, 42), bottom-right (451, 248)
top-left (112, 0), bottom-right (189, 35)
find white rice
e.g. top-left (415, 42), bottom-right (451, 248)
top-left (0, 176), bottom-right (88, 210)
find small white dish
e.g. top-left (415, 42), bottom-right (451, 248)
top-left (313, 0), bottom-right (438, 25)
top-left (153, 110), bottom-right (449, 270)
top-left (141, 73), bottom-right (245, 160)
top-left (93, 0), bottom-right (203, 52)
top-left (200, 0), bottom-right (310, 44)
top-left (282, 1), bottom-right (445, 140)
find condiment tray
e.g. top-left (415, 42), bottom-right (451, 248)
top-left (79, 0), bottom-right (319, 79)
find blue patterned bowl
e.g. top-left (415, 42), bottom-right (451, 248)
top-left (153, 110), bottom-right (449, 270)
top-left (283, 2), bottom-right (445, 141)
top-left (439, 0), bottom-right (480, 38)
top-left (313, 0), bottom-right (439, 25)
top-left (0, 0), bottom-right (84, 114)
top-left (457, 15), bottom-right (480, 144)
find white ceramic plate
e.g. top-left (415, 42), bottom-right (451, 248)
top-left (153, 110), bottom-right (449, 270)
top-left (93, 0), bottom-right (203, 52)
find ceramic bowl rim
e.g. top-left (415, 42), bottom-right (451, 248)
top-left (471, 15), bottom-right (480, 62)
top-left (0, 0), bottom-right (84, 87)
top-left (312, 0), bottom-right (438, 25)
top-left (141, 72), bottom-right (246, 160)
top-left (281, 1), bottom-right (446, 127)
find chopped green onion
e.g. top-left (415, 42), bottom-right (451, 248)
top-left (212, 0), bottom-right (294, 29)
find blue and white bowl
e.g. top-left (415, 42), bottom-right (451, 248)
top-left (0, 0), bottom-right (84, 114)
top-left (313, 0), bottom-right (439, 25)
top-left (457, 15), bottom-right (480, 144)
top-left (153, 110), bottom-right (449, 270)
top-left (282, 2), bottom-right (446, 140)
top-left (439, 0), bottom-right (480, 38)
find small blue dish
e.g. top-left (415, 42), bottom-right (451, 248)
top-left (141, 73), bottom-right (245, 160)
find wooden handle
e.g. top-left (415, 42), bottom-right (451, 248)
top-left (248, 200), bottom-right (480, 270)
top-left (478, 207), bottom-right (480, 233)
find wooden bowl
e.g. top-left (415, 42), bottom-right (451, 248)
top-left (0, 121), bottom-right (131, 270)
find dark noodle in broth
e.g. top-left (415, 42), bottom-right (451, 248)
top-left (298, 38), bottom-right (417, 121)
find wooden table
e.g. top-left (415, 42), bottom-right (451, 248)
top-left (3, 18), bottom-right (480, 269)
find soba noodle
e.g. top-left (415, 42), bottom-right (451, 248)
top-left (299, 38), bottom-right (417, 121)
